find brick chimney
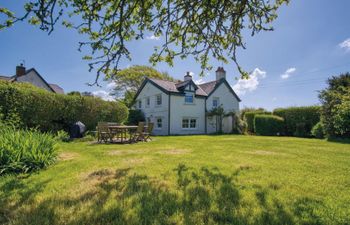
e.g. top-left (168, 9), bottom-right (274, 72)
top-left (216, 67), bottom-right (226, 80)
top-left (16, 64), bottom-right (26, 77)
top-left (184, 71), bottom-right (192, 81)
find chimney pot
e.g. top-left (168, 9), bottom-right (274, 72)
top-left (184, 71), bottom-right (192, 81)
top-left (16, 64), bottom-right (26, 77)
top-left (216, 66), bottom-right (226, 80)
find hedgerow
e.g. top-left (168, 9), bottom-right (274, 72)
top-left (254, 115), bottom-right (284, 136)
top-left (244, 110), bottom-right (271, 133)
top-left (0, 80), bottom-right (128, 132)
top-left (273, 106), bottom-right (320, 137)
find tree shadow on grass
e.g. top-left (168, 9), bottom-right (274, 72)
top-left (0, 176), bottom-right (52, 224)
top-left (1, 166), bottom-right (330, 225)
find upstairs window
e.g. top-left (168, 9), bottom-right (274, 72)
top-left (185, 93), bottom-right (194, 104)
top-left (213, 97), bottom-right (219, 108)
top-left (156, 94), bottom-right (162, 106)
top-left (146, 97), bottom-right (150, 107)
top-left (138, 100), bottom-right (142, 109)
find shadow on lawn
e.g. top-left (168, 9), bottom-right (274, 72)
top-left (1, 165), bottom-right (326, 225)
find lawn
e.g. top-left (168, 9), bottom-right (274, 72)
top-left (0, 135), bottom-right (349, 225)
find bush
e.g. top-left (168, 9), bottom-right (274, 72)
top-left (0, 80), bottom-right (129, 132)
top-left (254, 115), bottom-right (284, 136)
top-left (319, 73), bottom-right (350, 138)
top-left (55, 130), bottom-right (70, 142)
top-left (244, 110), bottom-right (271, 133)
top-left (127, 109), bottom-right (145, 125)
top-left (273, 106), bottom-right (320, 137)
top-left (0, 125), bottom-right (57, 175)
top-left (311, 122), bottom-right (325, 139)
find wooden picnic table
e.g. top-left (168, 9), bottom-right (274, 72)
top-left (108, 125), bottom-right (147, 143)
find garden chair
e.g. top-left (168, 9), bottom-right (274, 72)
top-left (143, 123), bottom-right (154, 141)
top-left (130, 122), bottom-right (145, 143)
top-left (97, 122), bottom-right (113, 143)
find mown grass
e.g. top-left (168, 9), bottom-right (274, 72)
top-left (0, 135), bottom-right (349, 224)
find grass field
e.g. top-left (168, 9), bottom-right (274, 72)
top-left (1, 135), bottom-right (349, 225)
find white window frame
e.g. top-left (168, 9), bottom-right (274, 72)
top-left (182, 117), bottom-right (197, 129)
top-left (138, 100), bottom-right (142, 109)
top-left (155, 117), bottom-right (162, 129)
top-left (184, 93), bottom-right (194, 104)
top-left (212, 97), bottom-right (219, 108)
top-left (146, 97), bottom-right (150, 108)
top-left (156, 94), bottom-right (162, 106)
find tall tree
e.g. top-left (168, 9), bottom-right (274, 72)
top-left (319, 73), bottom-right (350, 138)
top-left (0, 0), bottom-right (289, 83)
top-left (111, 65), bottom-right (174, 107)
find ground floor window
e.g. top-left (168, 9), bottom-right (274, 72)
top-left (182, 118), bottom-right (197, 129)
top-left (156, 117), bottom-right (162, 129)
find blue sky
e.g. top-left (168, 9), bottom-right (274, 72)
top-left (1, 0), bottom-right (350, 110)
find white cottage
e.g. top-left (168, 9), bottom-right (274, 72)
top-left (134, 67), bottom-right (241, 135)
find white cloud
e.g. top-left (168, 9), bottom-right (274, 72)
top-left (339, 38), bottom-right (350, 51)
top-left (146, 35), bottom-right (160, 40)
top-left (194, 78), bottom-right (205, 85)
top-left (106, 82), bottom-right (117, 90)
top-left (281, 67), bottom-right (296, 79)
top-left (92, 90), bottom-right (115, 101)
top-left (92, 81), bottom-right (116, 101)
top-left (232, 68), bottom-right (266, 96)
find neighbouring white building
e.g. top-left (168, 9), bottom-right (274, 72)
top-left (0, 64), bottom-right (64, 94)
top-left (134, 67), bottom-right (241, 135)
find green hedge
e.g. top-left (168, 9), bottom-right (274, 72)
top-left (127, 109), bottom-right (145, 125)
top-left (244, 111), bottom-right (271, 133)
top-left (254, 115), bottom-right (284, 136)
top-left (273, 106), bottom-right (320, 137)
top-left (0, 80), bottom-right (128, 132)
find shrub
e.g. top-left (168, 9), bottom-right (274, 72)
top-left (311, 122), bottom-right (325, 139)
top-left (55, 130), bottom-right (70, 142)
top-left (231, 113), bottom-right (247, 134)
top-left (319, 73), bottom-right (350, 138)
top-left (127, 109), bottom-right (145, 125)
top-left (0, 125), bottom-right (57, 175)
top-left (244, 110), bottom-right (271, 133)
top-left (254, 115), bottom-right (284, 136)
top-left (273, 106), bottom-right (320, 137)
top-left (0, 80), bottom-right (129, 132)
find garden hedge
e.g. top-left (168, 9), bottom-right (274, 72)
top-left (273, 106), bottom-right (320, 137)
top-left (254, 115), bottom-right (284, 136)
top-left (0, 80), bottom-right (128, 132)
top-left (244, 111), bottom-right (271, 133)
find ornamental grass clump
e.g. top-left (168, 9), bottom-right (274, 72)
top-left (0, 125), bottom-right (57, 175)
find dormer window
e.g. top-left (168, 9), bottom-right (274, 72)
top-left (185, 93), bottom-right (194, 104)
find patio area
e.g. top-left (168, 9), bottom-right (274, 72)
top-left (96, 122), bottom-right (153, 144)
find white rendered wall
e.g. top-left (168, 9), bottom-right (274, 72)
top-left (135, 82), bottom-right (169, 135)
top-left (206, 83), bottom-right (240, 134)
top-left (169, 94), bottom-right (206, 135)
